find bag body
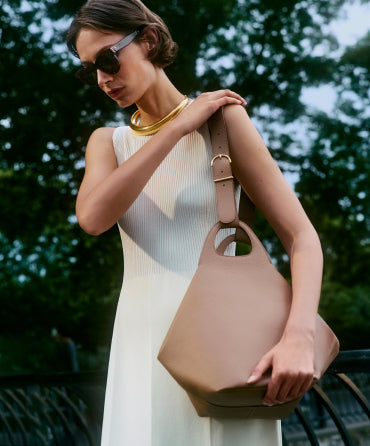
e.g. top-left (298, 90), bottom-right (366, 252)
top-left (157, 220), bottom-right (339, 418)
top-left (157, 108), bottom-right (339, 419)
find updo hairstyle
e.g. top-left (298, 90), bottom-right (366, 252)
top-left (66, 0), bottom-right (178, 68)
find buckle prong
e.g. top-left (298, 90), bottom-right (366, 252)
top-left (211, 154), bottom-right (232, 167)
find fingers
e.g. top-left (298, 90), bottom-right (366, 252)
top-left (247, 353), bottom-right (314, 406)
top-left (176, 90), bottom-right (246, 135)
top-left (201, 89), bottom-right (247, 108)
top-left (216, 89), bottom-right (247, 106)
top-left (263, 368), bottom-right (315, 406)
top-left (247, 352), bottom-right (273, 384)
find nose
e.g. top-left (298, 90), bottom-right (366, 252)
top-left (97, 69), bottom-right (114, 89)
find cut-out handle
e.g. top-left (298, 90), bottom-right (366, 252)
top-left (199, 220), bottom-right (272, 265)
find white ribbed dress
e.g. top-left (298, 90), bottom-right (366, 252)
top-left (101, 122), bottom-right (282, 446)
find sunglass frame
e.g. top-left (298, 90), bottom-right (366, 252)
top-left (75, 29), bottom-right (141, 86)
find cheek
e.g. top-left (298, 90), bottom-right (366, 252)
top-left (140, 61), bottom-right (157, 84)
top-left (124, 56), bottom-right (156, 81)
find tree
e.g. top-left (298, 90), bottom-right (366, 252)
top-left (0, 0), bottom-right (123, 354)
top-left (0, 0), bottom-right (368, 373)
top-left (0, 0), bottom-right (243, 371)
top-left (294, 32), bottom-right (370, 345)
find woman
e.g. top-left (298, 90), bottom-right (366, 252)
top-left (67, 1), bottom-right (322, 444)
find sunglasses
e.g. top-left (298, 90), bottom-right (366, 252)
top-left (75, 29), bottom-right (141, 86)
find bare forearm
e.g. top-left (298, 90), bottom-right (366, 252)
top-left (284, 227), bottom-right (323, 339)
top-left (77, 121), bottom-right (184, 235)
top-left (77, 91), bottom-right (247, 235)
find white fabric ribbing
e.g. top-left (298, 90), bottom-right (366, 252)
top-left (101, 123), bottom-right (282, 446)
top-left (113, 123), bottom-right (220, 278)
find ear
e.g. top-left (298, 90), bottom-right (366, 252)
top-left (139, 26), bottom-right (159, 53)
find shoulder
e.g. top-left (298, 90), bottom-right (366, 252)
top-left (88, 126), bottom-right (116, 146)
top-left (222, 104), bottom-right (254, 134)
top-left (85, 127), bottom-right (117, 167)
top-left (85, 126), bottom-right (116, 156)
top-left (222, 105), bottom-right (267, 158)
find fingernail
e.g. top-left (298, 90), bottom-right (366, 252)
top-left (247, 375), bottom-right (257, 383)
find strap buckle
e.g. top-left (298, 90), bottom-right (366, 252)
top-left (210, 154), bottom-right (232, 167)
top-left (211, 154), bottom-right (233, 183)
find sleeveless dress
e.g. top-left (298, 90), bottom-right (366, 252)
top-left (101, 122), bottom-right (282, 446)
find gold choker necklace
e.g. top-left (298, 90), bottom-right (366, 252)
top-left (130, 97), bottom-right (190, 136)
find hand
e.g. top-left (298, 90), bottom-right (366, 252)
top-left (174, 90), bottom-right (247, 136)
top-left (247, 331), bottom-right (317, 406)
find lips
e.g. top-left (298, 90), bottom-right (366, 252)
top-left (108, 87), bottom-right (124, 98)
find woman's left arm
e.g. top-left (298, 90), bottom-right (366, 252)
top-left (224, 104), bottom-right (322, 406)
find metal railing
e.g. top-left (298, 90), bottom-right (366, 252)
top-left (0, 350), bottom-right (369, 446)
top-left (0, 372), bottom-right (106, 446)
top-left (282, 350), bottom-right (370, 445)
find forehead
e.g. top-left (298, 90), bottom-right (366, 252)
top-left (76, 29), bottom-right (125, 61)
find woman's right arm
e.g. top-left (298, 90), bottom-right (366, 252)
top-left (76, 122), bottom-right (184, 235)
top-left (76, 90), bottom-right (246, 235)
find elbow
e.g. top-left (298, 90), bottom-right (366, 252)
top-left (313, 229), bottom-right (323, 263)
top-left (307, 224), bottom-right (323, 254)
top-left (78, 219), bottom-right (105, 236)
top-left (289, 225), bottom-right (323, 259)
top-left (76, 209), bottom-right (108, 236)
top-left (80, 223), bottom-right (105, 237)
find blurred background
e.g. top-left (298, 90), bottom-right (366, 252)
top-left (0, 0), bottom-right (369, 376)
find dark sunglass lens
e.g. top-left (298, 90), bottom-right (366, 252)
top-left (75, 49), bottom-right (120, 85)
top-left (95, 50), bottom-right (120, 74)
top-left (75, 65), bottom-right (97, 86)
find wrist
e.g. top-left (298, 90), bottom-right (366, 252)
top-left (165, 117), bottom-right (188, 139)
top-left (283, 323), bottom-right (316, 343)
top-left (150, 119), bottom-right (185, 149)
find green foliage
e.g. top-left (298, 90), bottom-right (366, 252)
top-left (294, 30), bottom-right (370, 348)
top-left (319, 283), bottom-right (370, 350)
top-left (196, 0), bottom-right (344, 117)
top-left (295, 111), bottom-right (369, 286)
top-left (0, 334), bottom-right (57, 375)
top-left (0, 333), bottom-right (109, 375)
top-left (0, 0), bottom-right (123, 356)
top-left (295, 33), bottom-right (370, 287)
top-left (0, 0), bottom-right (369, 374)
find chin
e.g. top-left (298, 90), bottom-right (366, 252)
top-left (113, 97), bottom-right (135, 109)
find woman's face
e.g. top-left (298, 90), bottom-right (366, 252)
top-left (76, 28), bottom-right (158, 107)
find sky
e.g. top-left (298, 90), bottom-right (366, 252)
top-left (13, 0), bottom-right (370, 117)
top-left (301, 1), bottom-right (370, 112)
top-left (331, 2), bottom-right (370, 46)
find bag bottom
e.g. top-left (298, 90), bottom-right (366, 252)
top-left (187, 391), bottom-right (300, 419)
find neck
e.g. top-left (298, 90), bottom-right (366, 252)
top-left (135, 70), bottom-right (185, 126)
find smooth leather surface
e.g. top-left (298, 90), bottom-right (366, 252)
top-left (157, 109), bottom-right (340, 419)
top-left (158, 221), bottom-right (339, 418)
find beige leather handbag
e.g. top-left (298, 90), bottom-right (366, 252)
top-left (157, 108), bottom-right (339, 419)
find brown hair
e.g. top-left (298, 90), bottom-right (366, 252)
top-left (66, 0), bottom-right (178, 68)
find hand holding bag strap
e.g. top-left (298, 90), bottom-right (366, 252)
top-left (208, 107), bottom-right (255, 237)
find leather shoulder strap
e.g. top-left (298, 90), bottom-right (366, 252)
top-left (208, 107), bottom-right (255, 228)
top-left (208, 108), bottom-right (238, 225)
